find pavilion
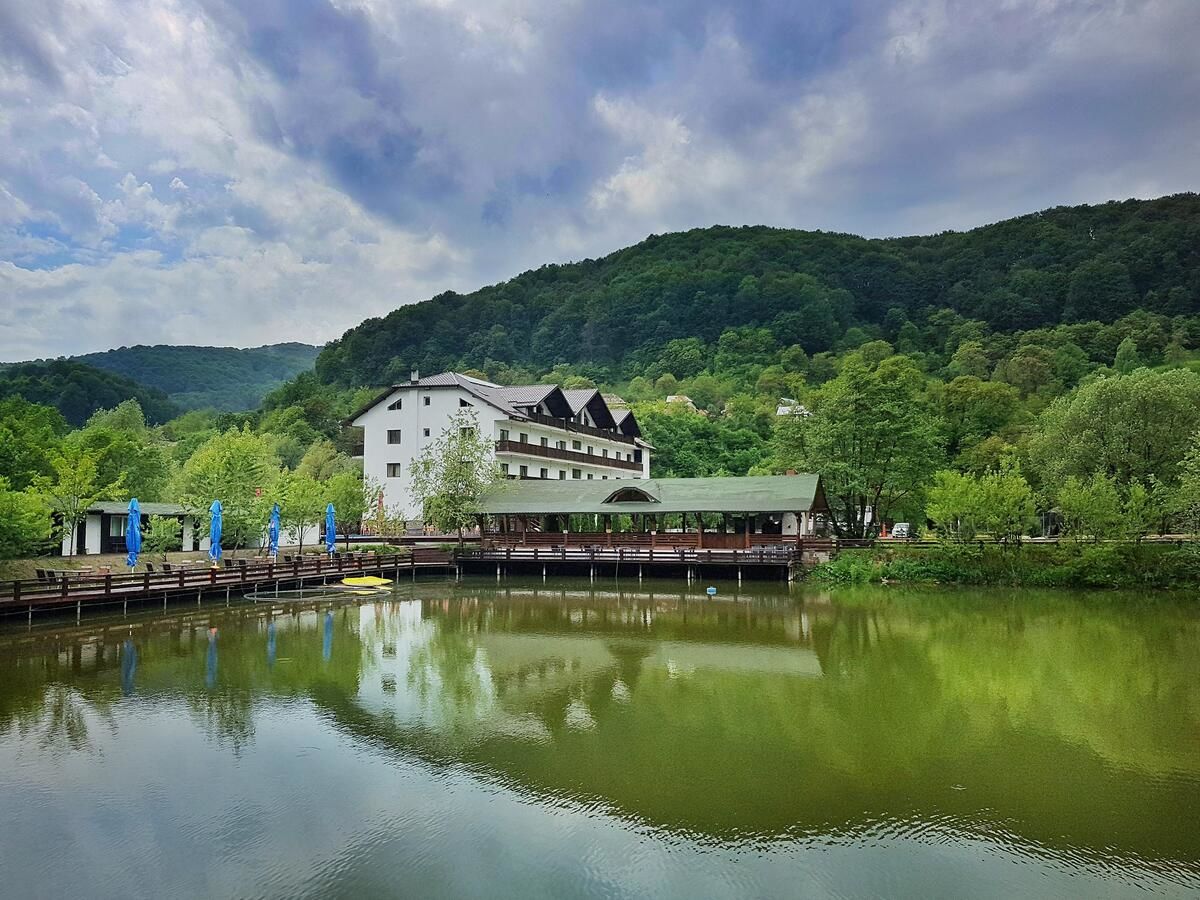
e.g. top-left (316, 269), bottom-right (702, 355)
top-left (477, 474), bottom-right (828, 550)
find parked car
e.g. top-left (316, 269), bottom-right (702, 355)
top-left (891, 522), bottom-right (912, 539)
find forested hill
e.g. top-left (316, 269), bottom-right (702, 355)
top-left (76, 343), bottom-right (321, 411)
top-left (315, 194), bottom-right (1200, 386)
top-left (0, 360), bottom-right (178, 426)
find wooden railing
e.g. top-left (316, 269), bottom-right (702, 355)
top-left (0, 549), bottom-right (454, 611)
top-left (486, 531), bottom-right (835, 550)
top-left (461, 546), bottom-right (800, 565)
top-left (522, 412), bottom-right (637, 445)
top-left (495, 440), bottom-right (641, 471)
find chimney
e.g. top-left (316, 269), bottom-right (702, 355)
top-left (411, 369), bottom-right (420, 383)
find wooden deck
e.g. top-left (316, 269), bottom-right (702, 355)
top-left (0, 550), bottom-right (456, 622)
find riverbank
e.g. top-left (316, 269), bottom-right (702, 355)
top-left (810, 541), bottom-right (1200, 588)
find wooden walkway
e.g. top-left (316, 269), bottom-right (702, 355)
top-left (0, 550), bottom-right (456, 622)
top-left (458, 545), bottom-right (813, 582)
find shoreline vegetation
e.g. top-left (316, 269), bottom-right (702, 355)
top-left (810, 541), bottom-right (1200, 588)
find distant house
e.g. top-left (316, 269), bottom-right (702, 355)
top-left (666, 395), bottom-right (700, 412)
top-left (776, 398), bottom-right (810, 417)
top-left (347, 371), bottom-right (654, 519)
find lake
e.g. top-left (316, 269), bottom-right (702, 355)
top-left (0, 578), bottom-right (1197, 898)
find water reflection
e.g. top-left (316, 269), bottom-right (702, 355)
top-left (0, 581), bottom-right (1197, 898)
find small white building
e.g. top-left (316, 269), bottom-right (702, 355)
top-left (348, 371), bottom-right (653, 520)
top-left (60, 502), bottom-right (320, 557)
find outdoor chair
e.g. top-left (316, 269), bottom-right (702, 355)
top-left (145, 563), bottom-right (155, 573)
top-left (35, 568), bottom-right (47, 583)
top-left (161, 563), bottom-right (172, 572)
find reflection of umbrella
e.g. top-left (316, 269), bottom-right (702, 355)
top-left (209, 500), bottom-right (223, 566)
top-left (268, 503), bottom-right (281, 559)
top-left (120, 640), bottom-right (138, 696)
top-left (267, 621), bottom-right (276, 668)
top-left (325, 503), bottom-right (336, 556)
top-left (125, 498), bottom-right (142, 568)
top-left (206, 628), bottom-right (218, 689)
top-left (323, 611), bottom-right (333, 662)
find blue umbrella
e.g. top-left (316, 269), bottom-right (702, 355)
top-left (325, 502), bottom-right (336, 556)
top-left (125, 498), bottom-right (142, 568)
top-left (268, 503), bottom-right (281, 559)
top-left (209, 500), bottom-right (223, 566)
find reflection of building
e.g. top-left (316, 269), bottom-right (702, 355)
top-left (348, 371), bottom-right (653, 519)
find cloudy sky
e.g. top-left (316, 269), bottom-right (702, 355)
top-left (1, 0), bottom-right (1197, 360)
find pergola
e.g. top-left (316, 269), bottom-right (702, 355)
top-left (478, 475), bottom-right (828, 550)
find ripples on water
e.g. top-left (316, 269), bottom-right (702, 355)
top-left (0, 579), bottom-right (1197, 899)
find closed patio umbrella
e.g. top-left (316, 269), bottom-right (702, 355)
top-left (209, 500), bottom-right (223, 567)
top-left (125, 498), bottom-right (142, 569)
top-left (268, 503), bottom-right (281, 559)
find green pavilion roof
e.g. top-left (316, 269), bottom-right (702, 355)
top-left (479, 474), bottom-right (827, 515)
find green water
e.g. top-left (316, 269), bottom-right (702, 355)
top-left (0, 579), bottom-right (1197, 898)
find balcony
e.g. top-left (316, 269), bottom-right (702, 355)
top-left (521, 411), bottom-right (636, 445)
top-left (495, 440), bottom-right (642, 471)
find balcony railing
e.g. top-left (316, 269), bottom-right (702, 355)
top-left (495, 440), bottom-right (642, 471)
top-left (521, 411), bottom-right (636, 445)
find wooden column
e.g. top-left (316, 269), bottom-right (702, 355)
top-left (521, 515), bottom-right (527, 545)
top-left (696, 512), bottom-right (703, 549)
top-left (744, 515), bottom-right (751, 549)
top-left (796, 512), bottom-right (803, 547)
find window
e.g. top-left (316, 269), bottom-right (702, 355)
top-left (519, 465), bottom-right (528, 477)
top-left (572, 468), bottom-right (582, 479)
top-left (501, 463), bottom-right (510, 476)
top-left (387, 398), bottom-right (402, 410)
top-left (572, 440), bottom-right (582, 451)
top-left (519, 432), bottom-right (528, 443)
top-left (558, 470), bottom-right (566, 479)
top-left (601, 448), bottom-right (608, 458)
top-left (386, 463), bottom-right (403, 478)
top-left (602, 475), bottom-right (608, 480)
top-left (626, 453), bottom-right (632, 461)
top-left (423, 428), bottom-right (430, 437)
top-left (587, 473), bottom-right (594, 480)
top-left (499, 428), bottom-right (509, 441)
top-left (556, 440), bottom-right (566, 450)
top-left (423, 396), bottom-right (431, 406)
top-left (459, 398), bottom-right (472, 407)
top-left (387, 429), bottom-right (402, 444)
top-left (109, 515), bottom-right (127, 537)
top-left (540, 436), bottom-right (548, 447)
top-left (539, 468), bottom-right (549, 479)
top-left (587, 446), bottom-right (594, 455)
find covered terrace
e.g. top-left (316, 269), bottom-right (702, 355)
top-left (478, 475), bottom-right (828, 551)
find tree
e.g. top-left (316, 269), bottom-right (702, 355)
top-left (175, 427), bottom-right (281, 554)
top-left (979, 464), bottom-right (1037, 545)
top-left (295, 438), bottom-right (356, 481)
top-left (1056, 474), bottom-right (1122, 542)
top-left (1113, 337), bottom-right (1142, 374)
top-left (280, 472), bottom-right (325, 553)
top-left (771, 352), bottom-right (943, 537)
top-left (1026, 369), bottom-right (1200, 490)
top-left (409, 410), bottom-right (504, 546)
top-left (34, 445), bottom-right (122, 556)
top-left (324, 471), bottom-right (371, 551)
top-left (1122, 480), bottom-right (1165, 543)
top-left (926, 470), bottom-right (983, 541)
top-left (0, 397), bottom-right (67, 490)
top-left (925, 464), bottom-right (1035, 544)
top-left (143, 516), bottom-right (182, 562)
top-left (0, 478), bottom-right (50, 561)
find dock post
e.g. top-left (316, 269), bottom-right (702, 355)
top-left (28, 605), bottom-right (32, 626)
top-left (123, 599), bottom-right (127, 617)
top-left (638, 564), bottom-right (643, 583)
top-left (76, 599), bottom-right (81, 624)
top-left (496, 563), bottom-right (501, 582)
top-left (542, 564), bottom-right (546, 583)
top-left (590, 565), bottom-right (594, 583)
top-left (197, 590), bottom-right (201, 607)
top-left (738, 566), bottom-right (742, 585)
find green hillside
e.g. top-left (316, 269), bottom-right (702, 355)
top-left (0, 360), bottom-right (178, 426)
top-left (77, 342), bottom-right (321, 411)
top-left (315, 194), bottom-right (1200, 386)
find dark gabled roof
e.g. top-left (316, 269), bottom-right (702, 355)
top-left (479, 475), bottom-right (828, 515)
top-left (561, 388), bottom-right (617, 429)
top-left (611, 408), bottom-right (643, 439)
top-left (497, 384), bottom-right (574, 418)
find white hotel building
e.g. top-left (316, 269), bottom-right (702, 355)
top-left (349, 372), bottom-right (652, 519)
